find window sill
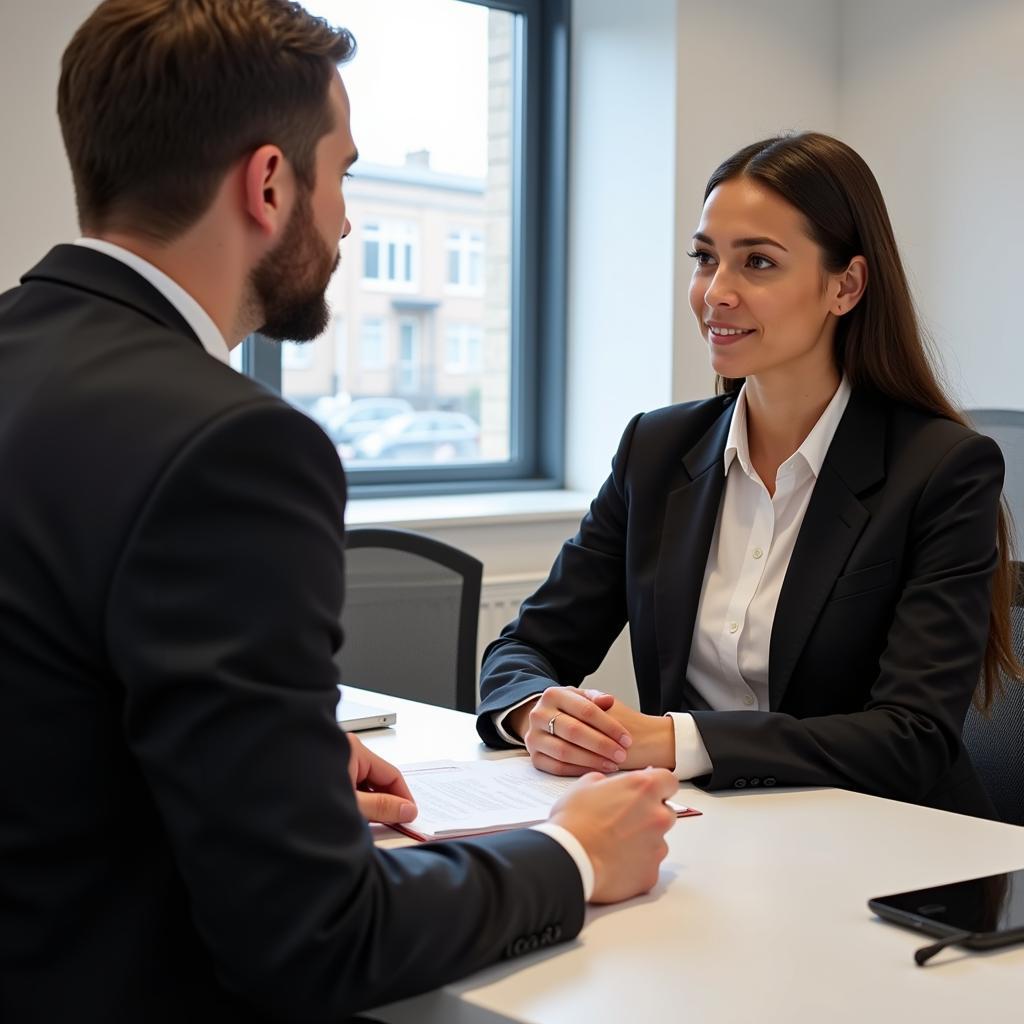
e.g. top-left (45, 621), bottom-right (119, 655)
top-left (346, 488), bottom-right (592, 531)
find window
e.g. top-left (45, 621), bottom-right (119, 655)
top-left (360, 318), bottom-right (387, 370)
top-left (446, 229), bottom-right (484, 293)
top-left (363, 227), bottom-right (380, 279)
top-left (361, 221), bottom-right (417, 288)
top-left (445, 324), bottom-right (482, 374)
top-left (259, 0), bottom-right (568, 494)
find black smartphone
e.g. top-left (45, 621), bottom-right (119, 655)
top-left (869, 868), bottom-right (1024, 950)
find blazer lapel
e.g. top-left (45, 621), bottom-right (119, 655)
top-left (768, 390), bottom-right (887, 708)
top-left (655, 400), bottom-right (734, 712)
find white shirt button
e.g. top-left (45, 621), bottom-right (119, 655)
top-left (752, 547), bottom-right (763, 559)
top-left (743, 694), bottom-right (755, 706)
top-left (728, 622), bottom-right (739, 634)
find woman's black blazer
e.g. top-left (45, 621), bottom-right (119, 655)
top-left (477, 389), bottom-right (1004, 818)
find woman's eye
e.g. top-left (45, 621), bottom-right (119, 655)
top-left (748, 254), bottom-right (775, 270)
top-left (687, 249), bottom-right (714, 267)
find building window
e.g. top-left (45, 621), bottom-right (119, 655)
top-left (362, 221), bottom-right (417, 288)
top-left (446, 229), bottom-right (484, 293)
top-left (363, 226), bottom-right (380, 279)
top-left (445, 325), bottom-right (483, 374)
top-left (265, 0), bottom-right (568, 493)
top-left (360, 318), bottom-right (387, 370)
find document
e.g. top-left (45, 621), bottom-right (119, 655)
top-left (397, 756), bottom-right (700, 841)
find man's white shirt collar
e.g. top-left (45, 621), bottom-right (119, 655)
top-left (73, 238), bottom-right (231, 365)
top-left (723, 376), bottom-right (852, 482)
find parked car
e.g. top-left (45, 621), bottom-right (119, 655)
top-left (344, 411), bottom-right (480, 463)
top-left (318, 397), bottom-right (413, 446)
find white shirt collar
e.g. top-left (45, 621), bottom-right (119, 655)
top-left (724, 376), bottom-right (852, 481)
top-left (73, 238), bottom-right (231, 365)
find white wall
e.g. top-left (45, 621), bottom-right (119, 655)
top-left (565, 0), bottom-right (679, 496)
top-left (838, 0), bottom-right (1024, 411)
top-left (0, 1), bottom-right (93, 291)
top-left (566, 0), bottom-right (841, 491)
top-left (672, 0), bottom-right (841, 402)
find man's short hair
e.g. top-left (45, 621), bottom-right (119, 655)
top-left (58, 0), bottom-right (355, 242)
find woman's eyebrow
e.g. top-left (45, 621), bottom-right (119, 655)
top-left (692, 231), bottom-right (788, 252)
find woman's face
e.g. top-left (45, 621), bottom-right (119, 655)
top-left (688, 176), bottom-right (847, 386)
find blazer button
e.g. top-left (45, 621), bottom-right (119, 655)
top-left (749, 777), bottom-right (761, 786)
top-left (763, 777), bottom-right (777, 787)
top-left (733, 779), bottom-right (747, 789)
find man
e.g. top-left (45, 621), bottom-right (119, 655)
top-left (0, 2), bottom-right (678, 1021)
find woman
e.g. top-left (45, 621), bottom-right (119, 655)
top-left (476, 132), bottom-right (1019, 817)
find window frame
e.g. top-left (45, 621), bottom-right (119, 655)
top-left (247, 0), bottom-right (569, 496)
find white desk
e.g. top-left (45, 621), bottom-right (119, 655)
top-left (345, 687), bottom-right (1024, 1023)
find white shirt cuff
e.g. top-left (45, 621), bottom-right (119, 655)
top-left (492, 694), bottom-right (540, 746)
top-left (531, 822), bottom-right (595, 902)
top-left (666, 712), bottom-right (714, 780)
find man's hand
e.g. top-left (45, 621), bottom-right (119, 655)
top-left (507, 688), bottom-right (674, 775)
top-left (549, 767), bottom-right (679, 904)
top-left (347, 734), bottom-right (417, 825)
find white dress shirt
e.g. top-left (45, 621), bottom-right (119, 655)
top-left (73, 238), bottom-right (231, 364)
top-left (668, 377), bottom-right (851, 777)
top-left (494, 377), bottom-right (851, 790)
top-left (72, 236), bottom-right (595, 899)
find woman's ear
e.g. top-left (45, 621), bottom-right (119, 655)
top-left (832, 255), bottom-right (868, 316)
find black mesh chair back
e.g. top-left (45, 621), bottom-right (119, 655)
top-left (962, 561), bottom-right (1024, 825)
top-left (338, 527), bottom-right (482, 713)
top-left (968, 409), bottom-right (1024, 543)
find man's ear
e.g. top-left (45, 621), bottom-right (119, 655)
top-left (242, 144), bottom-right (291, 238)
top-left (832, 255), bottom-right (868, 316)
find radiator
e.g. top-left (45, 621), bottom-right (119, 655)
top-left (475, 574), bottom-right (639, 706)
top-left (476, 573), bottom-right (545, 668)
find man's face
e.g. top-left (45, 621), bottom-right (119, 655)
top-left (251, 73), bottom-right (356, 342)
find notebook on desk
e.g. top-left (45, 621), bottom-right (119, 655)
top-left (336, 692), bottom-right (397, 732)
top-left (396, 758), bottom-right (701, 841)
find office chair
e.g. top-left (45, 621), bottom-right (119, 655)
top-left (337, 527), bottom-right (482, 713)
top-left (962, 561), bottom-right (1024, 826)
top-left (967, 409), bottom-right (1024, 540)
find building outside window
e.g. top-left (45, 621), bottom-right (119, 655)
top-left (267, 0), bottom-right (568, 491)
top-left (281, 341), bottom-right (314, 371)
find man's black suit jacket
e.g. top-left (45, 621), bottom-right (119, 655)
top-left (0, 246), bottom-right (584, 1023)
top-left (478, 388), bottom-right (1003, 818)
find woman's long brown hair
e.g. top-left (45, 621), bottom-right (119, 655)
top-left (704, 132), bottom-right (1020, 709)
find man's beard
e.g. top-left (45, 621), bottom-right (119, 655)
top-left (249, 187), bottom-right (340, 343)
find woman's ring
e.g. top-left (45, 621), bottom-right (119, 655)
top-left (547, 714), bottom-right (562, 736)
